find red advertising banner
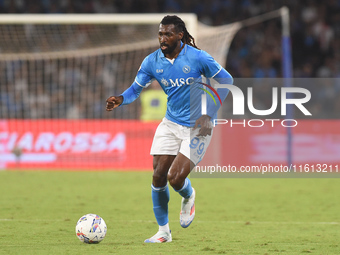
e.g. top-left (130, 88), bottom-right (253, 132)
top-left (1, 120), bottom-right (339, 170)
top-left (202, 120), bottom-right (340, 168)
top-left (0, 120), bottom-right (159, 170)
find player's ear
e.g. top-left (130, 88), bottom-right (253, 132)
top-left (178, 31), bottom-right (184, 40)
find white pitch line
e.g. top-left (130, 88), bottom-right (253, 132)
top-left (0, 219), bottom-right (339, 225)
top-left (0, 219), bottom-right (66, 222)
top-left (196, 220), bottom-right (340, 225)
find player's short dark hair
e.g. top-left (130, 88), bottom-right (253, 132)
top-left (160, 15), bottom-right (199, 49)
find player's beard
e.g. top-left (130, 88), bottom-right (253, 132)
top-left (160, 43), bottom-right (177, 55)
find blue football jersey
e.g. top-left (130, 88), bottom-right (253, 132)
top-left (135, 43), bottom-right (228, 127)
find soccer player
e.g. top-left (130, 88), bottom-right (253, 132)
top-left (106, 15), bottom-right (232, 243)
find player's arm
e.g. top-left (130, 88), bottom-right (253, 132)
top-left (206, 68), bottom-right (233, 118)
top-left (194, 51), bottom-right (233, 136)
top-left (193, 70), bottom-right (232, 136)
top-left (199, 50), bottom-right (233, 117)
top-left (106, 81), bottom-right (143, 111)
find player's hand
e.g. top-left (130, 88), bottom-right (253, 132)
top-left (106, 96), bottom-right (123, 111)
top-left (193, 115), bottom-right (212, 137)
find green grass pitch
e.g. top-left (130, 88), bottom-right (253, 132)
top-left (1, 170), bottom-right (339, 254)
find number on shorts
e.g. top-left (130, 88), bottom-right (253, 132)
top-left (190, 137), bottom-right (205, 155)
top-left (189, 137), bottom-right (200, 149)
top-left (197, 142), bottom-right (205, 155)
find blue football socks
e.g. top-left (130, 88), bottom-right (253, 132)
top-left (151, 184), bottom-right (170, 226)
top-left (174, 178), bottom-right (193, 199)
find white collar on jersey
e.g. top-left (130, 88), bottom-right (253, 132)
top-left (165, 58), bottom-right (175, 64)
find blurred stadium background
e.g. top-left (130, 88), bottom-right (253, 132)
top-left (0, 0), bottom-right (339, 170)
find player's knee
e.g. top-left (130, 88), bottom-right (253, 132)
top-left (152, 171), bottom-right (167, 187)
top-left (167, 172), bottom-right (183, 190)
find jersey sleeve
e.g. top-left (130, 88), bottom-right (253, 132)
top-left (198, 50), bottom-right (223, 78)
top-left (120, 81), bottom-right (144, 105)
top-left (135, 56), bottom-right (154, 88)
top-left (205, 68), bottom-right (233, 118)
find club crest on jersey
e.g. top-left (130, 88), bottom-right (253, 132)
top-left (156, 69), bottom-right (163, 73)
top-left (161, 78), bottom-right (169, 86)
top-left (182, 65), bottom-right (191, 74)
